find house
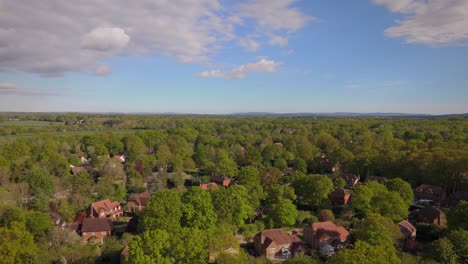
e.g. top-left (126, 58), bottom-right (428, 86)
top-left (87, 199), bottom-right (123, 219)
top-left (81, 218), bottom-right (113, 244)
top-left (414, 185), bottom-right (445, 203)
top-left (200, 182), bottom-right (218, 191)
top-left (416, 206), bottom-right (446, 226)
top-left (274, 142), bottom-right (284, 147)
top-left (339, 174), bottom-right (360, 189)
top-left (70, 165), bottom-right (93, 175)
top-left (210, 175), bottom-right (232, 187)
top-left (113, 154), bottom-right (126, 163)
top-left (126, 192), bottom-right (151, 213)
top-left (254, 229), bottom-right (304, 259)
top-left (303, 221), bottom-right (349, 256)
top-left (398, 220), bottom-right (417, 240)
top-left (366, 176), bottom-right (387, 184)
top-left (329, 188), bottom-right (351, 205)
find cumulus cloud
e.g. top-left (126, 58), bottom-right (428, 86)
top-left (0, 1), bottom-right (311, 77)
top-left (0, 82), bottom-right (58, 96)
top-left (373, 0), bottom-right (468, 45)
top-left (93, 65), bottom-right (112, 76)
top-left (197, 58), bottom-right (281, 80)
top-left (81, 27), bottom-right (130, 51)
top-left (269, 35), bottom-right (289, 46)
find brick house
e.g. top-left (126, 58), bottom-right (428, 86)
top-left (126, 192), bottom-right (151, 213)
top-left (339, 174), bottom-right (360, 189)
top-left (329, 188), bottom-right (351, 205)
top-left (87, 199), bottom-right (123, 219)
top-left (254, 229), bottom-right (304, 259)
top-left (81, 218), bottom-right (113, 244)
top-left (210, 175), bottom-right (232, 187)
top-left (304, 221), bottom-right (350, 256)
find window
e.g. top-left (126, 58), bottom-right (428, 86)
top-left (91, 232), bottom-right (96, 235)
top-left (82, 232), bottom-right (87, 235)
top-left (101, 231), bottom-right (107, 235)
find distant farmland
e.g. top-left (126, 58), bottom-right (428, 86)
top-left (0, 120), bottom-right (63, 127)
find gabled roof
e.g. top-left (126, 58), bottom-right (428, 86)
top-left (81, 218), bottom-right (113, 232)
top-left (210, 175), bottom-right (231, 183)
top-left (366, 176), bottom-right (387, 183)
top-left (311, 221), bottom-right (349, 241)
top-left (90, 199), bottom-right (121, 215)
top-left (128, 192), bottom-right (151, 206)
top-left (415, 185), bottom-right (444, 195)
top-left (256, 229), bottom-right (302, 246)
top-left (398, 220), bottom-right (416, 235)
top-left (418, 206), bottom-right (443, 222)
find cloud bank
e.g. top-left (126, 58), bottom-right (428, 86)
top-left (374, 0), bottom-right (468, 45)
top-left (0, 82), bottom-right (58, 96)
top-left (0, 0), bottom-right (310, 77)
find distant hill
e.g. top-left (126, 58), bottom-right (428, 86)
top-left (228, 112), bottom-right (467, 117)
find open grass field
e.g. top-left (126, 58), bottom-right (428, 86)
top-left (0, 120), bottom-right (63, 127)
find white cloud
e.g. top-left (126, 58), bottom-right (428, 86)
top-left (0, 1), bottom-right (311, 77)
top-left (237, 0), bottom-right (312, 48)
top-left (239, 36), bottom-right (261, 51)
top-left (0, 82), bottom-right (58, 96)
top-left (93, 64), bottom-right (112, 76)
top-left (81, 27), bottom-right (130, 51)
top-left (197, 58), bottom-right (281, 80)
top-left (373, 0), bottom-right (468, 45)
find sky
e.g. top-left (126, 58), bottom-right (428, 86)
top-left (0, 0), bottom-right (468, 114)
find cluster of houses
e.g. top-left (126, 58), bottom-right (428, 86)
top-left (199, 175), bottom-right (235, 190)
top-left (53, 192), bottom-right (150, 244)
top-left (254, 221), bottom-right (350, 259)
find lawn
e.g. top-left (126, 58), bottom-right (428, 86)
top-left (0, 120), bottom-right (63, 127)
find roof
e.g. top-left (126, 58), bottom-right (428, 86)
top-left (330, 188), bottom-right (351, 198)
top-left (81, 218), bottom-right (113, 232)
top-left (128, 192), bottom-right (151, 206)
top-left (257, 229), bottom-right (302, 246)
top-left (210, 175), bottom-right (231, 183)
top-left (90, 199), bottom-right (121, 215)
top-left (415, 185), bottom-right (444, 195)
top-left (200, 182), bottom-right (218, 190)
top-left (418, 206), bottom-right (443, 222)
top-left (398, 220), bottom-right (416, 234)
top-left (311, 221), bottom-right (349, 241)
top-left (366, 176), bottom-right (387, 183)
top-left (340, 174), bottom-right (360, 188)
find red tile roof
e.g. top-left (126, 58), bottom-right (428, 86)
top-left (257, 229), bottom-right (302, 246)
top-left (128, 192), bottom-right (151, 207)
top-left (311, 221), bottom-right (349, 241)
top-left (81, 218), bottom-right (113, 232)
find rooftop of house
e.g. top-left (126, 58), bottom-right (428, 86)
top-left (366, 176), bottom-right (387, 183)
top-left (329, 188), bottom-right (351, 198)
top-left (339, 174), bottom-right (360, 187)
top-left (200, 182), bottom-right (218, 190)
top-left (256, 229), bottom-right (302, 247)
top-left (210, 175), bottom-right (231, 182)
top-left (81, 218), bottom-right (113, 232)
top-left (398, 220), bottom-right (416, 234)
top-left (128, 192), bottom-right (151, 206)
top-left (90, 199), bottom-right (121, 214)
top-left (415, 184), bottom-right (444, 194)
top-left (311, 221), bottom-right (350, 241)
top-left (418, 206), bottom-right (444, 221)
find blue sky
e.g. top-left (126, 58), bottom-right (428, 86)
top-left (0, 0), bottom-right (467, 114)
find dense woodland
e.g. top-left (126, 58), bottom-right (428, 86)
top-left (0, 113), bottom-right (467, 264)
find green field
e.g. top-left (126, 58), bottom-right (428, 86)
top-left (0, 120), bottom-right (63, 127)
